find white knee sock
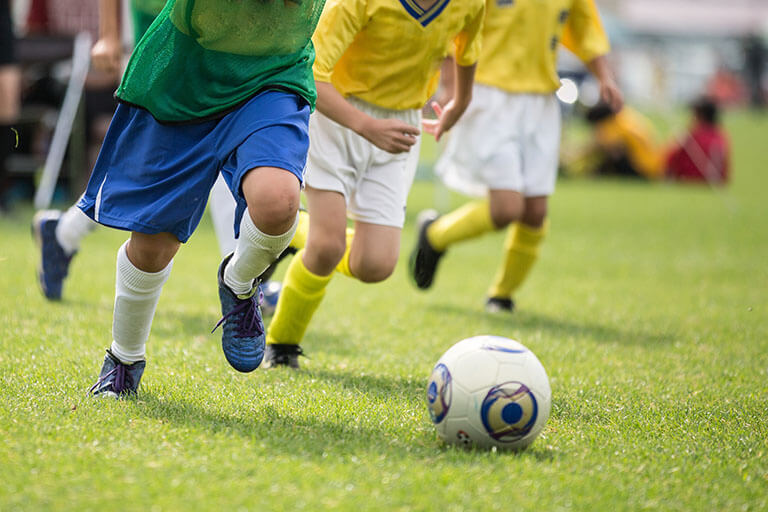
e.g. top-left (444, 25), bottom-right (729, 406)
top-left (110, 241), bottom-right (173, 364)
top-left (224, 211), bottom-right (298, 296)
top-left (56, 205), bottom-right (97, 255)
top-left (209, 175), bottom-right (237, 257)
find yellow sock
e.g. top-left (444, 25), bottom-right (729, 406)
top-left (487, 222), bottom-right (547, 299)
top-left (427, 200), bottom-right (495, 252)
top-left (335, 229), bottom-right (355, 278)
top-left (266, 250), bottom-right (332, 345)
top-left (289, 210), bottom-right (355, 278)
top-left (289, 209), bottom-right (310, 250)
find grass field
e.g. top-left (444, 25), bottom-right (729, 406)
top-left (1, 112), bottom-right (767, 511)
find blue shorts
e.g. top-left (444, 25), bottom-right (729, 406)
top-left (78, 89), bottom-right (309, 242)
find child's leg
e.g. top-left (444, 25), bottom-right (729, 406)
top-left (427, 189), bottom-right (523, 252)
top-left (346, 221), bottom-right (401, 283)
top-left (215, 166), bottom-right (300, 373)
top-left (223, 167), bottom-right (300, 296)
top-left (266, 187), bottom-right (346, 351)
top-left (33, 199), bottom-right (99, 302)
top-left (411, 189), bottom-right (526, 290)
top-left (32, 205), bottom-right (98, 301)
top-left (91, 231), bottom-right (177, 397)
top-left (111, 232), bottom-right (178, 362)
top-left (487, 196), bottom-right (548, 304)
top-left (286, 209), bottom-right (354, 278)
top-left (208, 174), bottom-right (237, 257)
top-left (56, 204), bottom-right (99, 254)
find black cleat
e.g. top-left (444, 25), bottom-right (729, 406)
top-left (485, 297), bottom-right (515, 314)
top-left (258, 246), bottom-right (297, 283)
top-left (89, 349), bottom-right (146, 398)
top-left (262, 343), bottom-right (305, 369)
top-left (409, 209), bottom-right (444, 290)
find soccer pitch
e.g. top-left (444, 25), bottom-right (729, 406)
top-left (1, 113), bottom-right (766, 510)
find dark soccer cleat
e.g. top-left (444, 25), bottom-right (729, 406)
top-left (409, 209), bottom-right (444, 290)
top-left (485, 297), bottom-right (515, 314)
top-left (258, 246), bottom-right (297, 283)
top-left (32, 210), bottom-right (75, 301)
top-left (89, 349), bottom-right (145, 398)
top-left (262, 343), bottom-right (305, 369)
top-left (213, 254), bottom-right (265, 373)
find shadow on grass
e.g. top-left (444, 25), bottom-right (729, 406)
top-left (130, 390), bottom-right (428, 459)
top-left (305, 367), bottom-right (424, 401)
top-left (149, 308), bottom-right (219, 339)
top-left (127, 372), bottom-right (557, 464)
top-left (426, 303), bottom-right (676, 347)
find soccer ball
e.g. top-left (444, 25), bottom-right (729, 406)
top-left (426, 335), bottom-right (551, 451)
top-left (260, 280), bottom-right (282, 317)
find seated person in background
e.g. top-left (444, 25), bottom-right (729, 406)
top-left (26, 0), bottom-right (120, 184)
top-left (665, 97), bottom-right (730, 185)
top-left (580, 102), bottom-right (665, 180)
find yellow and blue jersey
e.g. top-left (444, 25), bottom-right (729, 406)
top-left (477, 0), bottom-right (610, 94)
top-left (312, 0), bottom-right (485, 110)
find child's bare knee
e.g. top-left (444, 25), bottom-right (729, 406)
top-left (490, 202), bottom-right (522, 228)
top-left (353, 254), bottom-right (397, 283)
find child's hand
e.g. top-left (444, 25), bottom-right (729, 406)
top-left (360, 118), bottom-right (420, 154)
top-left (91, 37), bottom-right (123, 75)
top-left (599, 77), bottom-right (624, 113)
top-left (421, 100), bottom-right (465, 142)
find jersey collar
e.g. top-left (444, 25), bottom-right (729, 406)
top-left (399, 0), bottom-right (451, 27)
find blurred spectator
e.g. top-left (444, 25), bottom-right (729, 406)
top-left (742, 34), bottom-right (766, 109)
top-left (0, 0), bottom-right (21, 212)
top-left (665, 96), bottom-right (730, 185)
top-left (706, 66), bottom-right (748, 108)
top-left (25, 0), bottom-right (120, 186)
top-left (563, 103), bottom-right (664, 180)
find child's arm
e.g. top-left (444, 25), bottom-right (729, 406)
top-left (563, 0), bottom-right (623, 112)
top-left (422, 2), bottom-right (482, 141)
top-left (91, 0), bottom-right (122, 74)
top-left (586, 55), bottom-right (623, 113)
top-left (315, 81), bottom-right (421, 154)
top-left (431, 57), bottom-right (456, 108)
top-left (421, 62), bottom-right (476, 142)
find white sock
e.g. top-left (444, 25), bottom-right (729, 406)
top-left (56, 205), bottom-right (97, 255)
top-left (110, 241), bottom-right (173, 364)
top-left (208, 175), bottom-right (237, 257)
top-left (224, 211), bottom-right (298, 296)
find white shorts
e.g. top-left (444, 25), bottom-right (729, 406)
top-left (435, 84), bottom-right (561, 198)
top-left (305, 97), bottom-right (421, 228)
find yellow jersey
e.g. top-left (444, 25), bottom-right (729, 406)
top-left (477, 0), bottom-right (610, 94)
top-left (595, 108), bottom-right (664, 179)
top-left (313, 0), bottom-right (485, 110)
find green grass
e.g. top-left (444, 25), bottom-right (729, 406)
top-left (1, 112), bottom-right (767, 511)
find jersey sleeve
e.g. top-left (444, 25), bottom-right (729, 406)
top-left (312, 0), bottom-right (369, 82)
top-left (452, 3), bottom-right (485, 67)
top-left (561, 0), bottom-right (610, 64)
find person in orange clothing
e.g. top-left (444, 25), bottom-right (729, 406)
top-left (578, 102), bottom-right (664, 180)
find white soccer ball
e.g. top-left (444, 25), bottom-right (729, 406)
top-left (426, 335), bottom-right (551, 451)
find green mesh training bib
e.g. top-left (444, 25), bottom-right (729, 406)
top-left (131, 0), bottom-right (167, 15)
top-left (118, 0), bottom-right (325, 123)
top-left (130, 0), bottom-right (165, 44)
